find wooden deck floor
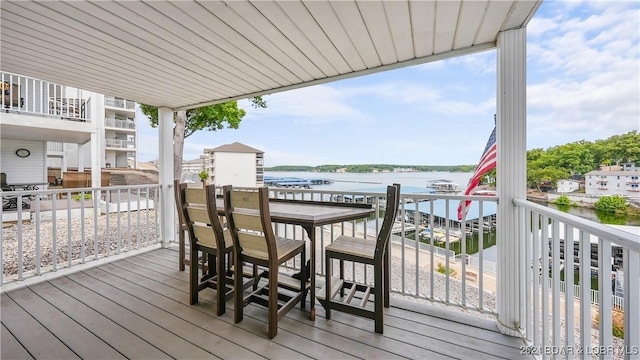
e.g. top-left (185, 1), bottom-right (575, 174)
top-left (2, 248), bottom-right (531, 359)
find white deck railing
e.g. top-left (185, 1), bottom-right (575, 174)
top-left (515, 199), bottom-right (639, 358)
top-left (1, 72), bottom-right (91, 122)
top-left (268, 188), bottom-right (499, 314)
top-left (1, 185), bottom-right (160, 289)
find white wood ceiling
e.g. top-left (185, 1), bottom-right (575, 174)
top-left (0, 0), bottom-right (541, 110)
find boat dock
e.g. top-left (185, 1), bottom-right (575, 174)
top-left (263, 176), bottom-right (333, 188)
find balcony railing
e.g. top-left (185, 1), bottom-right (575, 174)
top-left (105, 97), bottom-right (135, 110)
top-left (2, 187), bottom-right (637, 354)
top-left (515, 199), bottom-right (639, 357)
top-left (47, 141), bottom-right (64, 153)
top-left (104, 117), bottom-right (136, 130)
top-left (1, 184), bottom-right (160, 288)
top-left (1, 72), bottom-right (91, 122)
top-left (105, 138), bottom-right (135, 149)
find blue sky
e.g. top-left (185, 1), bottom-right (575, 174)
top-left (137, 1), bottom-right (639, 167)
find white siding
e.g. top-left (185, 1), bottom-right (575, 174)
top-left (213, 153), bottom-right (257, 187)
top-left (557, 179), bottom-right (580, 193)
top-left (0, 139), bottom-right (47, 185)
top-left (585, 172), bottom-right (640, 199)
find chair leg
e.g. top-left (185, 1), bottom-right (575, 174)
top-left (300, 249), bottom-right (306, 309)
top-left (216, 250), bottom-right (226, 316)
top-left (374, 264), bottom-right (384, 334)
top-left (384, 249), bottom-right (390, 308)
top-left (339, 259), bottom-right (345, 297)
top-left (325, 256), bottom-right (331, 320)
top-left (189, 247), bottom-right (199, 305)
top-left (268, 269), bottom-right (278, 339)
top-left (234, 253), bottom-right (244, 324)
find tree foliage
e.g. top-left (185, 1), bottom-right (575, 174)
top-left (139, 97), bottom-right (266, 179)
top-left (594, 195), bottom-right (627, 213)
top-left (526, 131), bottom-right (639, 190)
top-left (140, 97), bottom-right (266, 139)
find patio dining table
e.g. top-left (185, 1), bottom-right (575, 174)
top-left (182, 197), bottom-right (375, 320)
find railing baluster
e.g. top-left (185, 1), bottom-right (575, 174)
top-left (67, 194), bottom-right (72, 268)
top-left (579, 229), bottom-right (592, 354)
top-left (598, 237), bottom-right (613, 354)
top-left (35, 195), bottom-right (41, 275)
top-left (564, 224), bottom-right (575, 356)
top-left (551, 220), bottom-right (561, 349)
top-left (81, 191), bottom-right (86, 263)
top-left (623, 248), bottom-right (639, 357)
top-left (541, 214), bottom-right (550, 353)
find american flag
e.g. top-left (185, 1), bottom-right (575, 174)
top-left (457, 127), bottom-right (497, 221)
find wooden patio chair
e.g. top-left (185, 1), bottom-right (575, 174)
top-left (324, 184), bottom-right (400, 334)
top-left (223, 185), bottom-right (307, 339)
top-left (175, 181), bottom-right (261, 316)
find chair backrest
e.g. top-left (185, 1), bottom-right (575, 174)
top-left (223, 185), bottom-right (276, 259)
top-left (175, 181), bottom-right (225, 250)
top-left (1, 172), bottom-right (11, 191)
top-left (374, 184), bottom-right (401, 261)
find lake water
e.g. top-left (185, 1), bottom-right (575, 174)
top-left (266, 171), bottom-right (473, 193)
top-left (267, 171), bottom-right (640, 264)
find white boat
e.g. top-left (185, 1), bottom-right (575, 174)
top-left (426, 179), bottom-right (459, 193)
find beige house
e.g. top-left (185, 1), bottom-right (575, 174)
top-left (203, 142), bottom-right (264, 187)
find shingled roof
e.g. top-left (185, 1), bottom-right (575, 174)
top-left (204, 142), bottom-right (263, 154)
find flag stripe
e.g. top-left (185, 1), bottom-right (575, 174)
top-left (458, 128), bottom-right (496, 220)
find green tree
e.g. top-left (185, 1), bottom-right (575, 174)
top-left (594, 195), bottom-right (627, 213)
top-left (140, 98), bottom-right (266, 179)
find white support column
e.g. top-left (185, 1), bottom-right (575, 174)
top-left (77, 143), bottom-right (85, 173)
top-left (496, 28), bottom-right (527, 337)
top-left (90, 93), bottom-right (105, 188)
top-left (158, 107), bottom-right (175, 247)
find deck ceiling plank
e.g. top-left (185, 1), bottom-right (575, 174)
top-left (27, 281), bottom-right (173, 359)
top-left (278, 1), bottom-right (352, 74)
top-left (44, 276), bottom-right (212, 360)
top-left (358, 0), bottom-right (398, 65)
top-left (7, 287), bottom-right (126, 359)
top-left (251, 1), bottom-right (338, 78)
top-left (1, 323), bottom-right (34, 360)
top-left (409, 1), bottom-right (437, 57)
top-left (384, 1), bottom-right (415, 62)
top-left (304, 1), bottom-right (366, 71)
top-left (95, 1), bottom-right (272, 92)
top-left (143, 1), bottom-right (285, 89)
top-left (0, 293), bottom-right (80, 359)
top-left (0, 37), bottom-right (183, 104)
top-left (70, 270), bottom-right (265, 360)
top-left (231, 1), bottom-right (328, 79)
top-left (475, 1), bottom-right (514, 44)
top-left (198, 1), bottom-right (313, 83)
top-left (454, 1), bottom-right (490, 49)
top-left (177, 1), bottom-right (297, 86)
top-left (1, 1), bottom-right (225, 105)
top-left (1, 0), bottom-right (541, 110)
top-left (331, 1), bottom-right (382, 69)
top-left (62, 1), bottom-right (251, 95)
top-left (433, 0), bottom-right (462, 54)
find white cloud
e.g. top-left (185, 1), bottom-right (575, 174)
top-left (526, 1), bottom-right (639, 149)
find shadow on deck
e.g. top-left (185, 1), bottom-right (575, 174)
top-left (1, 248), bottom-right (531, 359)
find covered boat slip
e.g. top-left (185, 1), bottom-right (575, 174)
top-left (1, 248), bottom-right (529, 360)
